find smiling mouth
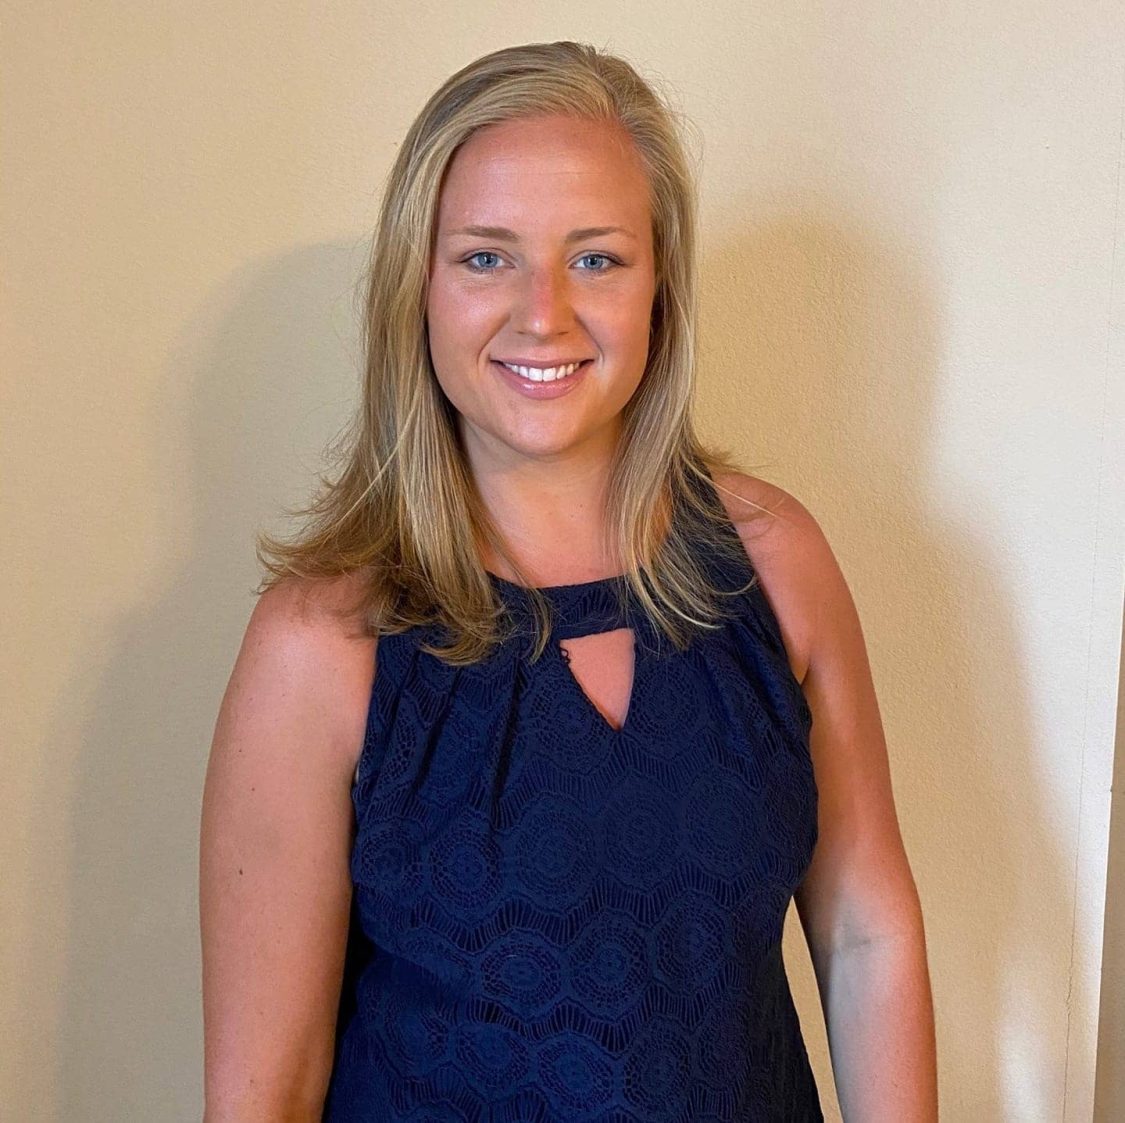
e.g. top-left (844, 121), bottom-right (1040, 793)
top-left (493, 359), bottom-right (591, 383)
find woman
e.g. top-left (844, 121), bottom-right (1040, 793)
top-left (200, 41), bottom-right (937, 1121)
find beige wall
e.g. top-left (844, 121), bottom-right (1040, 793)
top-left (3, 4), bottom-right (1123, 1119)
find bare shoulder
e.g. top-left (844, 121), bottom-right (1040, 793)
top-left (709, 470), bottom-right (834, 686)
top-left (244, 571), bottom-right (377, 776)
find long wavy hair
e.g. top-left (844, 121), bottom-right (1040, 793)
top-left (254, 40), bottom-right (777, 664)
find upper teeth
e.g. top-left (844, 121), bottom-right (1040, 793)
top-left (502, 361), bottom-right (583, 382)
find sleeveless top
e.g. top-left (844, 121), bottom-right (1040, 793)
top-left (322, 469), bottom-right (823, 1122)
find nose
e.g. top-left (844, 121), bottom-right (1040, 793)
top-left (512, 262), bottom-right (576, 339)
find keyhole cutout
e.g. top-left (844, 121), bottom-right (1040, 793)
top-left (558, 627), bottom-right (636, 734)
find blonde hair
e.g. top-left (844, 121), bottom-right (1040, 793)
top-left (255, 40), bottom-right (774, 664)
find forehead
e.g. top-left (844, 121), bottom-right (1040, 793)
top-left (436, 115), bottom-right (651, 225)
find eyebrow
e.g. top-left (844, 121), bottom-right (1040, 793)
top-left (445, 224), bottom-right (638, 243)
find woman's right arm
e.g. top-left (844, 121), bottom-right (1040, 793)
top-left (199, 576), bottom-right (376, 1120)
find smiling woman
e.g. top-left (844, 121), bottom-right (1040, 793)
top-left (426, 112), bottom-right (656, 449)
top-left (200, 38), bottom-right (935, 1123)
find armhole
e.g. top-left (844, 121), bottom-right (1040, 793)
top-left (352, 638), bottom-right (378, 791)
top-left (708, 471), bottom-right (813, 689)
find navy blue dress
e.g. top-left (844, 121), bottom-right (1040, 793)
top-left (323, 470), bottom-right (823, 1122)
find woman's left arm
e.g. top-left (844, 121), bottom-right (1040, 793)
top-left (720, 472), bottom-right (938, 1119)
top-left (780, 495), bottom-right (938, 1121)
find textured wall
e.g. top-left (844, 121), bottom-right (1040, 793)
top-left (3, 3), bottom-right (1123, 1119)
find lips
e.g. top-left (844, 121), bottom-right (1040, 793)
top-left (493, 359), bottom-right (591, 382)
top-left (491, 358), bottom-right (591, 397)
top-left (493, 358), bottom-right (593, 368)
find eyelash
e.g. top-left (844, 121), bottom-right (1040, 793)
top-left (460, 251), bottom-right (622, 275)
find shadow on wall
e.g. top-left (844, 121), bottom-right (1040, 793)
top-left (17, 234), bottom-right (370, 1119)
top-left (16, 210), bottom-right (1077, 1119)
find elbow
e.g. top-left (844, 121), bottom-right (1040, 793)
top-left (203, 1065), bottom-right (331, 1123)
top-left (203, 1094), bottom-right (326, 1123)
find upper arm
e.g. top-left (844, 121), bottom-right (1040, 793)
top-left (715, 472), bottom-right (923, 964)
top-left (199, 575), bottom-right (376, 1119)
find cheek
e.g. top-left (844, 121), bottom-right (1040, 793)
top-left (425, 280), bottom-right (492, 409)
top-left (601, 293), bottom-right (654, 358)
top-left (428, 274), bottom-right (495, 334)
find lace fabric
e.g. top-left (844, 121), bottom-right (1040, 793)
top-left (323, 472), bottom-right (822, 1122)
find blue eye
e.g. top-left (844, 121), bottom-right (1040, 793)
top-left (464, 251), bottom-right (502, 273)
top-left (461, 251), bottom-right (622, 275)
top-left (576, 253), bottom-right (619, 271)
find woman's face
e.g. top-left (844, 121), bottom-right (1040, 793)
top-left (426, 113), bottom-right (657, 466)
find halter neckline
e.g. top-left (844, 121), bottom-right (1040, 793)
top-left (487, 568), bottom-right (637, 641)
top-left (481, 464), bottom-right (726, 641)
top-left (486, 569), bottom-right (628, 596)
